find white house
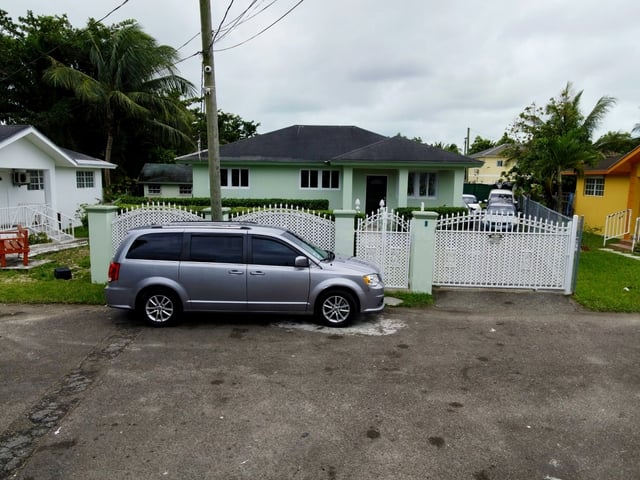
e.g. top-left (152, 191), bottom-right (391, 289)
top-left (0, 125), bottom-right (115, 232)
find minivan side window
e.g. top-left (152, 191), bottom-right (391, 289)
top-left (189, 234), bottom-right (244, 263)
top-left (126, 233), bottom-right (183, 261)
top-left (251, 237), bottom-right (300, 267)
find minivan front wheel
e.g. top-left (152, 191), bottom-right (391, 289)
top-left (139, 289), bottom-right (181, 327)
top-left (317, 290), bottom-right (356, 327)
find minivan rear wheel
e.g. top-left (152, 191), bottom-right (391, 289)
top-left (139, 288), bottom-right (181, 327)
top-left (316, 290), bottom-right (356, 327)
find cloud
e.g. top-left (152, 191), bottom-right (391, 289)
top-left (3, 0), bottom-right (639, 145)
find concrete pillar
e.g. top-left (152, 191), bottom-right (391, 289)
top-left (409, 210), bottom-right (438, 293)
top-left (333, 210), bottom-right (356, 256)
top-left (86, 205), bottom-right (118, 283)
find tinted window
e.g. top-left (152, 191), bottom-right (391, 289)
top-left (126, 233), bottom-right (182, 261)
top-left (251, 237), bottom-right (300, 266)
top-left (189, 234), bottom-right (244, 263)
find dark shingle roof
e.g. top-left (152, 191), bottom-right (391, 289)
top-left (178, 125), bottom-right (387, 162)
top-left (335, 136), bottom-right (481, 165)
top-left (139, 163), bottom-right (192, 184)
top-left (470, 144), bottom-right (512, 158)
top-left (177, 125), bottom-right (480, 166)
top-left (0, 125), bottom-right (30, 142)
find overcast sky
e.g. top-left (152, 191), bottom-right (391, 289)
top-left (3, 0), bottom-right (639, 149)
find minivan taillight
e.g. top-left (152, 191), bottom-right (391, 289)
top-left (108, 262), bottom-right (120, 282)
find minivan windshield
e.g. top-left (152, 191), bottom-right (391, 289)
top-left (282, 230), bottom-right (330, 261)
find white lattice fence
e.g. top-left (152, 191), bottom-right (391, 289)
top-left (230, 204), bottom-right (335, 251)
top-left (112, 202), bottom-right (203, 252)
top-left (433, 212), bottom-right (579, 291)
top-left (355, 208), bottom-right (411, 288)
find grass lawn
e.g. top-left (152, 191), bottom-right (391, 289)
top-left (0, 246), bottom-right (105, 304)
top-left (573, 232), bottom-right (640, 312)
top-left (0, 232), bottom-right (638, 312)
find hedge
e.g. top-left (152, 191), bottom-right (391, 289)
top-left (114, 196), bottom-right (329, 211)
top-left (110, 196), bottom-right (465, 220)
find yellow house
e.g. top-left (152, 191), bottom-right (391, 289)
top-left (570, 145), bottom-right (640, 233)
top-left (468, 144), bottom-right (515, 185)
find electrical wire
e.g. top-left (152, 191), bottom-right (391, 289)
top-left (214, 0), bottom-right (305, 52)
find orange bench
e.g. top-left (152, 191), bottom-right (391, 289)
top-left (0, 225), bottom-right (30, 267)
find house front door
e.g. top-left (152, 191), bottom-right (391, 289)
top-left (365, 175), bottom-right (387, 214)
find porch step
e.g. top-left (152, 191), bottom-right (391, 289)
top-left (608, 239), bottom-right (634, 252)
top-left (30, 238), bottom-right (88, 256)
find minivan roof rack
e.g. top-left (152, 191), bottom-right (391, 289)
top-left (165, 221), bottom-right (255, 229)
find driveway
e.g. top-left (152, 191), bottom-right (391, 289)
top-left (1, 290), bottom-right (639, 480)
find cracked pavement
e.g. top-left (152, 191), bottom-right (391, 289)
top-left (1, 292), bottom-right (639, 480)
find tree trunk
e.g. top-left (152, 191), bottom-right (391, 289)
top-left (555, 167), bottom-right (564, 213)
top-left (103, 129), bottom-right (115, 188)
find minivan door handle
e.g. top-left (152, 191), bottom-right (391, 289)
top-left (228, 269), bottom-right (245, 275)
top-left (249, 270), bottom-right (265, 276)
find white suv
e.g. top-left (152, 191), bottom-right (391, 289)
top-left (105, 222), bottom-right (385, 327)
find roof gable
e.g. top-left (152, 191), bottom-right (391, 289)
top-left (0, 125), bottom-right (115, 169)
top-left (470, 144), bottom-right (512, 158)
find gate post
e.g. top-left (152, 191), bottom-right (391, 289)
top-left (333, 210), bottom-right (356, 256)
top-left (409, 210), bottom-right (438, 293)
top-left (86, 205), bottom-right (119, 284)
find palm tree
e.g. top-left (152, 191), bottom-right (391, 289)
top-left (44, 20), bottom-right (196, 186)
top-left (508, 82), bottom-right (616, 210)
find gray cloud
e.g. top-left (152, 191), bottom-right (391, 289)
top-left (3, 0), bottom-right (639, 146)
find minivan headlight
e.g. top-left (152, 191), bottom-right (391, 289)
top-left (363, 273), bottom-right (382, 288)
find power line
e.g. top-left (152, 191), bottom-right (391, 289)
top-left (214, 0), bottom-right (305, 52)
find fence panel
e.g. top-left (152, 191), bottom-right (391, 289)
top-left (355, 208), bottom-right (411, 288)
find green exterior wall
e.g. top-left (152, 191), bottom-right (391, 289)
top-left (189, 163), bottom-right (468, 210)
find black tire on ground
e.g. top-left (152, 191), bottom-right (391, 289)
top-left (316, 290), bottom-right (356, 327)
top-left (139, 288), bottom-right (182, 327)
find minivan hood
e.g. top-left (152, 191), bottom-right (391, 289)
top-left (319, 254), bottom-right (380, 274)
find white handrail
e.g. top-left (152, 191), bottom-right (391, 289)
top-left (632, 217), bottom-right (640, 253)
top-left (0, 205), bottom-right (74, 241)
top-left (603, 209), bottom-right (631, 246)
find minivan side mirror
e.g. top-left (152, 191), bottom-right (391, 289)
top-left (294, 256), bottom-right (310, 267)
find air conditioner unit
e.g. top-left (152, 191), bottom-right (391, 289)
top-left (12, 170), bottom-right (30, 186)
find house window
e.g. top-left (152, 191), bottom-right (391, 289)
top-left (407, 172), bottom-right (437, 198)
top-left (179, 184), bottom-right (192, 195)
top-left (76, 171), bottom-right (94, 189)
top-left (27, 170), bottom-right (44, 191)
top-left (300, 169), bottom-right (340, 189)
top-left (584, 177), bottom-right (605, 196)
top-left (496, 160), bottom-right (504, 167)
top-left (148, 184), bottom-right (161, 195)
top-left (221, 168), bottom-right (249, 188)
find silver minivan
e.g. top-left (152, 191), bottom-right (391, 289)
top-left (105, 222), bottom-right (385, 327)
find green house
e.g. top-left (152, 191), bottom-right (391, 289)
top-left (177, 125), bottom-right (481, 214)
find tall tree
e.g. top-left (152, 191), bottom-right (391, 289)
top-left (0, 10), bottom-right (85, 143)
top-left (190, 106), bottom-right (260, 149)
top-left (467, 136), bottom-right (495, 155)
top-left (43, 20), bottom-right (196, 186)
top-left (594, 131), bottom-right (640, 155)
top-left (431, 141), bottom-right (460, 154)
top-left (506, 82), bottom-right (616, 210)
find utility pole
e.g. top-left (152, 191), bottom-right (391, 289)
top-left (464, 127), bottom-right (470, 155)
top-left (199, 0), bottom-right (223, 220)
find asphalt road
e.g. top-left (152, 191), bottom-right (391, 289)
top-left (1, 290), bottom-right (639, 480)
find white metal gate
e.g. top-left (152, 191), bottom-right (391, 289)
top-left (433, 213), bottom-right (581, 293)
top-left (111, 202), bottom-right (203, 252)
top-left (355, 208), bottom-right (411, 289)
top-left (231, 204), bottom-right (335, 252)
